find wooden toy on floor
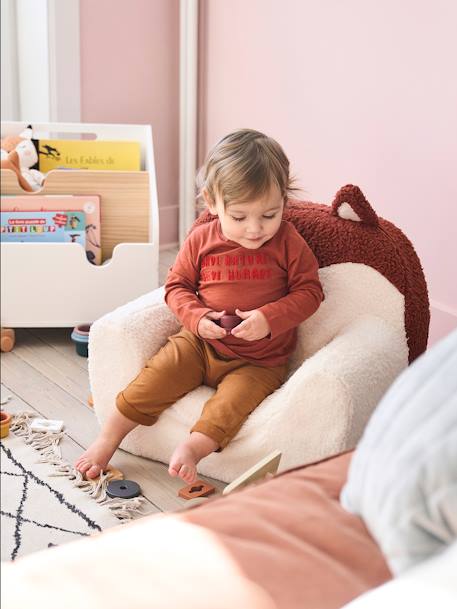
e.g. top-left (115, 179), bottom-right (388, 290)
top-left (1, 410), bottom-right (12, 438)
top-left (30, 418), bottom-right (64, 433)
top-left (71, 324), bottom-right (91, 357)
top-left (106, 479), bottom-right (141, 499)
top-left (85, 465), bottom-right (124, 483)
top-left (222, 450), bottom-right (282, 495)
top-left (178, 480), bottom-right (216, 500)
top-left (177, 451), bottom-right (282, 499)
top-left (1, 328), bottom-right (15, 352)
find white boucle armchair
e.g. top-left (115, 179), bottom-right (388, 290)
top-left (89, 186), bottom-right (429, 483)
top-left (88, 263), bottom-right (408, 483)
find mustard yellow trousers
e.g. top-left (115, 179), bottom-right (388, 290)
top-left (116, 329), bottom-right (287, 449)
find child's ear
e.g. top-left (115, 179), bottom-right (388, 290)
top-left (202, 188), bottom-right (217, 214)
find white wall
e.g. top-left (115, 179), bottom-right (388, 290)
top-left (1, 0), bottom-right (20, 120)
top-left (0, 0), bottom-right (81, 123)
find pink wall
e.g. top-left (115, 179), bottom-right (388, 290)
top-left (199, 0), bottom-right (457, 346)
top-left (79, 0), bottom-right (179, 246)
top-left (79, 1), bottom-right (456, 345)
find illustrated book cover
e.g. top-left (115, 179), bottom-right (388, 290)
top-left (36, 139), bottom-right (141, 172)
top-left (1, 210), bottom-right (86, 249)
top-left (1, 195), bottom-right (101, 264)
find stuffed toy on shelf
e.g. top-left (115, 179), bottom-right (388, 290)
top-left (0, 125), bottom-right (45, 191)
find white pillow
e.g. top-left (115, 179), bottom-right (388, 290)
top-left (341, 329), bottom-right (457, 575)
top-left (340, 542), bottom-right (457, 609)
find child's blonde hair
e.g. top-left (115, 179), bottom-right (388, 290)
top-left (197, 128), bottom-right (298, 207)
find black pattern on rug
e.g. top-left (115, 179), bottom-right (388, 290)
top-left (1, 442), bottom-right (102, 561)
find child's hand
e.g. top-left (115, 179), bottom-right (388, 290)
top-left (197, 310), bottom-right (227, 339)
top-left (230, 309), bottom-right (271, 341)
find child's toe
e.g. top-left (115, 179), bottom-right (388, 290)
top-left (86, 464), bottom-right (102, 479)
top-left (183, 466), bottom-right (196, 484)
top-left (168, 462), bottom-right (180, 477)
top-left (76, 460), bottom-right (91, 474)
top-left (179, 465), bottom-right (191, 482)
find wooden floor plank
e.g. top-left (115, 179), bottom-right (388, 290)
top-left (28, 327), bottom-right (89, 371)
top-left (12, 329), bottom-right (91, 406)
top-left (1, 381), bottom-right (88, 457)
top-left (159, 248), bottom-right (178, 268)
top-left (1, 351), bottom-right (99, 444)
top-left (159, 247), bottom-right (177, 284)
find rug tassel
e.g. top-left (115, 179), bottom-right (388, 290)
top-left (10, 412), bottom-right (147, 523)
top-left (100, 497), bottom-right (149, 522)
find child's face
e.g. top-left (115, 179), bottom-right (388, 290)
top-left (206, 185), bottom-right (284, 250)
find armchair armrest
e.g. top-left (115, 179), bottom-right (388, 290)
top-left (249, 314), bottom-right (409, 472)
top-left (88, 286), bottom-right (181, 423)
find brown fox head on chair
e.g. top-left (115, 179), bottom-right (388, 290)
top-left (195, 184), bottom-right (430, 363)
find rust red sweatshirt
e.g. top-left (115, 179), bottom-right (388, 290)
top-left (165, 219), bottom-right (323, 366)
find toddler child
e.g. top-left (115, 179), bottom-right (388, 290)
top-left (75, 128), bottom-right (324, 484)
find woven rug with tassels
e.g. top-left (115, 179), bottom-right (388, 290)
top-left (1, 411), bottom-right (150, 561)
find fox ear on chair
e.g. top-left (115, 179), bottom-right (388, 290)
top-left (331, 184), bottom-right (379, 227)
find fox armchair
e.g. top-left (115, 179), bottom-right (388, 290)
top-left (89, 185), bottom-right (429, 483)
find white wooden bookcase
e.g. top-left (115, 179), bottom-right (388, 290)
top-left (1, 121), bottom-right (159, 346)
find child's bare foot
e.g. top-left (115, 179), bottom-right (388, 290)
top-left (169, 443), bottom-right (199, 483)
top-left (169, 432), bottom-right (219, 484)
top-left (74, 437), bottom-right (119, 479)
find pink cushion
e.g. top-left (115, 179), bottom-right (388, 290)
top-left (180, 452), bottom-right (391, 609)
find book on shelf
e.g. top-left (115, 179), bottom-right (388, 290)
top-left (1, 195), bottom-right (102, 265)
top-left (35, 138), bottom-right (141, 172)
top-left (1, 210), bottom-right (86, 249)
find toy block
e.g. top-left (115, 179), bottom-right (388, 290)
top-left (85, 465), bottom-right (124, 483)
top-left (222, 450), bottom-right (282, 495)
top-left (178, 480), bottom-right (216, 500)
top-left (1, 411), bottom-right (12, 438)
top-left (30, 418), bottom-right (64, 433)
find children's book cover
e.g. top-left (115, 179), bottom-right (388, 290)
top-left (36, 139), bottom-right (141, 172)
top-left (1, 195), bottom-right (101, 265)
top-left (1, 211), bottom-right (86, 249)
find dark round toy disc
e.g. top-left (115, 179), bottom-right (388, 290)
top-left (106, 479), bottom-right (141, 499)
